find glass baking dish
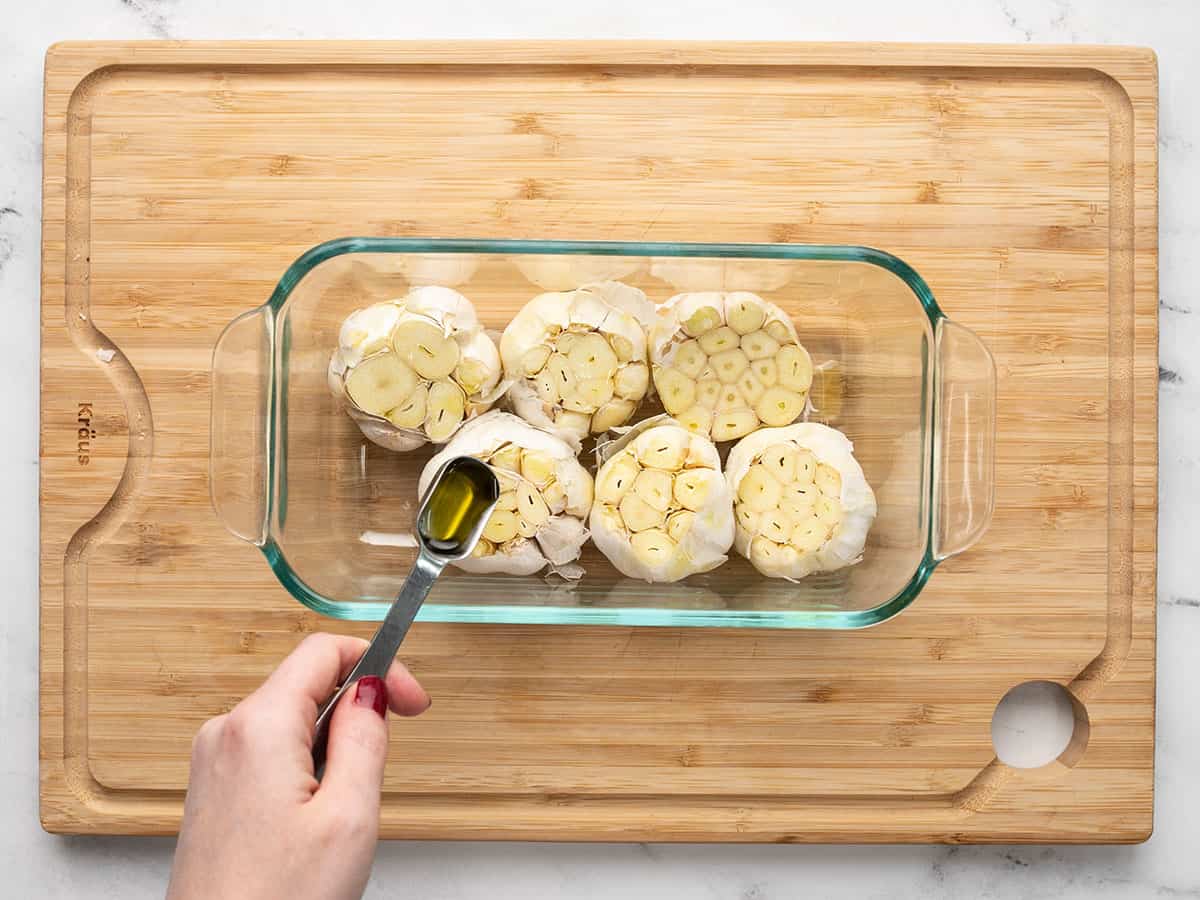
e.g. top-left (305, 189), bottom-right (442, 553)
top-left (211, 238), bottom-right (994, 628)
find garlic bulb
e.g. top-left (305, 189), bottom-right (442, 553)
top-left (329, 286), bottom-right (505, 452)
top-left (589, 416), bottom-right (735, 583)
top-left (650, 291), bottom-right (813, 442)
top-left (398, 254), bottom-right (479, 287)
top-left (499, 281), bottom-right (657, 448)
top-left (650, 257), bottom-right (793, 293)
top-left (725, 423), bottom-right (877, 580)
top-left (514, 256), bottom-right (642, 292)
top-left (418, 411), bottom-right (593, 575)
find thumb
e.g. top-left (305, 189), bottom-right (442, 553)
top-left (319, 675), bottom-right (391, 808)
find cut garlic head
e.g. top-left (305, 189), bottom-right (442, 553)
top-left (725, 423), bottom-right (877, 580)
top-left (500, 282), bottom-right (657, 448)
top-left (329, 286), bottom-right (505, 452)
top-left (589, 417), bottom-right (734, 583)
top-left (419, 411), bottom-right (593, 576)
top-left (650, 292), bottom-right (813, 442)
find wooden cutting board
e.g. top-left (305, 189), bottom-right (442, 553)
top-left (39, 42), bottom-right (1158, 841)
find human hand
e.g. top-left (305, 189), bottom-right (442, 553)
top-left (166, 633), bottom-right (431, 900)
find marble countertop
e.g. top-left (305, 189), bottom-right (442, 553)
top-left (4, 1), bottom-right (1196, 897)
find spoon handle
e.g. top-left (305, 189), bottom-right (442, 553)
top-left (311, 552), bottom-right (445, 781)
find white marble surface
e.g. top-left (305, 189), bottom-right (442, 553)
top-left (3, 1), bottom-right (1197, 897)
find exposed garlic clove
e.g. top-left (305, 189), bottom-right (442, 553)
top-left (633, 468), bottom-right (674, 512)
top-left (391, 319), bottom-right (460, 380)
top-left (614, 362), bottom-right (650, 400)
top-left (345, 354), bottom-right (419, 417)
top-left (777, 344), bottom-right (814, 393)
top-left (385, 382), bottom-right (428, 429)
top-left (619, 492), bottom-right (666, 532)
top-left (595, 455), bottom-right (641, 505)
top-left (592, 398), bottom-right (638, 433)
top-left (751, 358), bottom-right (778, 387)
top-left (630, 529), bottom-right (677, 566)
top-left (665, 509), bottom-right (697, 542)
top-left (608, 332), bottom-right (635, 363)
top-left (674, 406), bottom-right (712, 435)
top-left (672, 468), bottom-right (712, 511)
top-left (517, 482), bottom-right (551, 526)
top-left (484, 509), bottom-right (520, 543)
top-left (737, 371), bottom-right (766, 406)
top-left (710, 348), bottom-right (750, 384)
top-left (519, 450), bottom-right (556, 488)
top-left (424, 381), bottom-right (466, 442)
top-left (633, 427), bottom-right (690, 471)
top-left (655, 366), bottom-right (697, 415)
top-left (759, 442), bottom-right (799, 483)
top-left (521, 344), bottom-right (552, 376)
top-left (764, 319), bottom-right (794, 344)
top-left (697, 325), bottom-right (740, 356)
top-left (696, 379), bottom-right (722, 409)
top-left (755, 386), bottom-right (806, 427)
top-left (815, 462), bottom-right (843, 497)
top-left (489, 442), bottom-right (523, 472)
top-left (725, 294), bottom-right (767, 334)
top-left (736, 463), bottom-right (783, 513)
top-left (740, 330), bottom-right (781, 361)
top-left (671, 340), bottom-right (708, 378)
top-left (682, 304), bottom-right (722, 337)
top-left (710, 410), bottom-right (758, 442)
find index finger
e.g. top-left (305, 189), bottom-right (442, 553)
top-left (255, 633), bottom-right (431, 722)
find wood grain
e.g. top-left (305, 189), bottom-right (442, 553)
top-left (40, 42), bottom-right (1157, 842)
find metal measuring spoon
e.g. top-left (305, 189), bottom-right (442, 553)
top-left (311, 455), bottom-right (499, 780)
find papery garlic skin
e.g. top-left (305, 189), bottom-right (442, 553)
top-left (329, 286), bottom-right (505, 451)
top-left (589, 416), bottom-right (734, 583)
top-left (725, 423), bottom-right (877, 580)
top-left (419, 411), bottom-right (593, 576)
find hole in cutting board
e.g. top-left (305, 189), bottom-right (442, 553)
top-left (990, 681), bottom-right (1089, 769)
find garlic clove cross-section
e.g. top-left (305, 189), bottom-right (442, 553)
top-left (724, 422), bottom-right (877, 580)
top-left (500, 281), bottom-right (657, 449)
top-left (589, 416), bottom-right (735, 583)
top-left (329, 286), bottom-right (506, 452)
top-left (418, 411), bottom-right (594, 576)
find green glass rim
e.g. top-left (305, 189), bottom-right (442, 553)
top-left (260, 236), bottom-right (945, 629)
top-left (265, 236), bottom-right (946, 323)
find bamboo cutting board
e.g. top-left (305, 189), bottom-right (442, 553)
top-left (40, 42), bottom-right (1158, 841)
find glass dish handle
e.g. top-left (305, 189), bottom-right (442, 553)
top-left (933, 319), bottom-right (997, 561)
top-left (210, 307), bottom-right (272, 545)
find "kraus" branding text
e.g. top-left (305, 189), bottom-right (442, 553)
top-left (77, 402), bottom-right (95, 466)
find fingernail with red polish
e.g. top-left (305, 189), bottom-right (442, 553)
top-left (354, 675), bottom-right (388, 719)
